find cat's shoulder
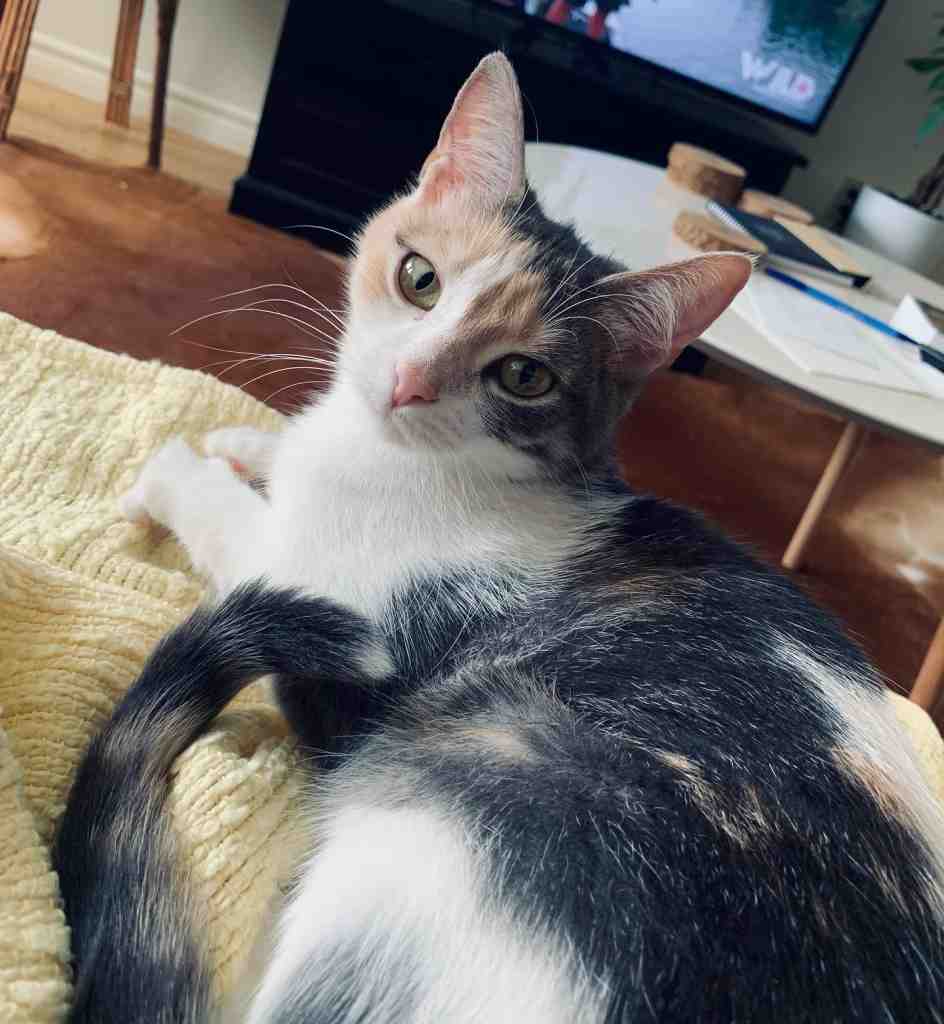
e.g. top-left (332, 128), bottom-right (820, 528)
top-left (574, 484), bottom-right (850, 648)
top-left (582, 482), bottom-right (757, 575)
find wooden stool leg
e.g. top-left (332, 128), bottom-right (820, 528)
top-left (148, 0), bottom-right (180, 170)
top-left (0, 0), bottom-right (40, 141)
top-left (911, 618), bottom-right (944, 712)
top-left (106, 0), bottom-right (145, 127)
top-left (782, 421), bottom-right (865, 571)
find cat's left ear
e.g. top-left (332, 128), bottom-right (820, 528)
top-left (415, 52), bottom-right (526, 208)
top-left (594, 254), bottom-right (753, 376)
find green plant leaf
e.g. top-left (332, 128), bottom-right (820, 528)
top-left (907, 57), bottom-right (944, 73)
top-left (928, 69), bottom-right (944, 92)
top-left (918, 106), bottom-right (944, 142)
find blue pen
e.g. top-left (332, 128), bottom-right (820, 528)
top-left (763, 267), bottom-right (944, 374)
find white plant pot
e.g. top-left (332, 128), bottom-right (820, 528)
top-left (844, 185), bottom-right (944, 277)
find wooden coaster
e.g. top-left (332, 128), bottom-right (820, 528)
top-left (672, 210), bottom-right (767, 255)
top-left (738, 189), bottom-right (814, 224)
top-left (666, 143), bottom-right (746, 204)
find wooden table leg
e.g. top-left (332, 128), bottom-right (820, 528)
top-left (782, 421), bottom-right (865, 571)
top-left (0, 0), bottom-right (40, 141)
top-left (148, 0), bottom-right (180, 170)
top-left (911, 617), bottom-right (944, 712)
top-left (106, 0), bottom-right (145, 127)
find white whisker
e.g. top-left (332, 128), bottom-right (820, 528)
top-left (540, 246), bottom-right (586, 319)
top-left (544, 255), bottom-right (603, 321)
top-left (547, 291), bottom-right (637, 324)
top-left (283, 265), bottom-right (350, 328)
top-left (263, 377), bottom-right (329, 404)
top-left (239, 297), bottom-right (344, 339)
top-left (200, 352), bottom-right (334, 374)
top-left (197, 355), bottom-right (262, 376)
top-left (210, 282), bottom-right (347, 330)
top-left (556, 314), bottom-right (620, 358)
top-left (175, 337), bottom-right (339, 365)
top-left (171, 306), bottom-right (337, 345)
top-left (285, 224), bottom-right (358, 248)
top-left (240, 364), bottom-right (336, 390)
top-left (507, 191), bottom-right (541, 230)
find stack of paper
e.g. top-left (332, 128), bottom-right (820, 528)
top-left (732, 273), bottom-right (944, 400)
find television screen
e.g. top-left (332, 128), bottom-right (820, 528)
top-left (491, 1), bottom-right (885, 130)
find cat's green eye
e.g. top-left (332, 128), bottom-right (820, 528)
top-left (495, 355), bottom-right (556, 399)
top-left (398, 253), bottom-right (441, 310)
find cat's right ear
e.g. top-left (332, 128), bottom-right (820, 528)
top-left (415, 53), bottom-right (526, 209)
top-left (593, 253), bottom-right (753, 378)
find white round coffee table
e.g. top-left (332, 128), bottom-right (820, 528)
top-left (526, 142), bottom-right (944, 708)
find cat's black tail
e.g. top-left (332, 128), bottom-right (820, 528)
top-left (54, 580), bottom-right (376, 1024)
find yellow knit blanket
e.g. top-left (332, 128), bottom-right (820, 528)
top-left (0, 313), bottom-right (942, 1021)
top-left (0, 314), bottom-right (299, 1020)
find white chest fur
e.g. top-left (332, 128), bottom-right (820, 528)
top-left (252, 388), bottom-right (585, 619)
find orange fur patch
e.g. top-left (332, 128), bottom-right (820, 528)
top-left (835, 747), bottom-right (909, 823)
top-left (350, 192), bottom-right (547, 392)
top-left (654, 749), bottom-right (776, 849)
top-left (460, 270), bottom-right (547, 350)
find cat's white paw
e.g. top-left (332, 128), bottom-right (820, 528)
top-left (117, 488), bottom-right (154, 526)
top-left (119, 437), bottom-right (212, 527)
top-left (204, 426), bottom-right (276, 478)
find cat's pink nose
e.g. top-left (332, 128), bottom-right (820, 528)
top-left (391, 363), bottom-right (438, 408)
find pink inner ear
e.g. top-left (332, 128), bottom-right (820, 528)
top-left (600, 254), bottom-right (753, 377)
top-left (415, 53), bottom-right (525, 208)
top-left (417, 154), bottom-right (462, 206)
top-left (418, 75), bottom-right (489, 202)
top-left (669, 254), bottom-right (753, 356)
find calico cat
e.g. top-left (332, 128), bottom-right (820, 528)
top-left (56, 54), bottom-right (944, 1023)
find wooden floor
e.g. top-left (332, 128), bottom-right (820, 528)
top-left (8, 78), bottom-right (246, 195)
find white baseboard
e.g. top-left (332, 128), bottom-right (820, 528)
top-left (23, 32), bottom-right (258, 156)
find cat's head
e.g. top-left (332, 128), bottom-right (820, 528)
top-left (340, 53), bottom-right (749, 480)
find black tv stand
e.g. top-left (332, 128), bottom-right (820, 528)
top-left (231, 0), bottom-right (807, 256)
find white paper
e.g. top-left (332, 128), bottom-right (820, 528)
top-left (734, 275), bottom-right (942, 399)
top-left (891, 294), bottom-right (944, 353)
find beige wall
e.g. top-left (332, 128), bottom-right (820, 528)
top-left (26, 0), bottom-right (287, 153)
top-left (24, 0), bottom-right (941, 220)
